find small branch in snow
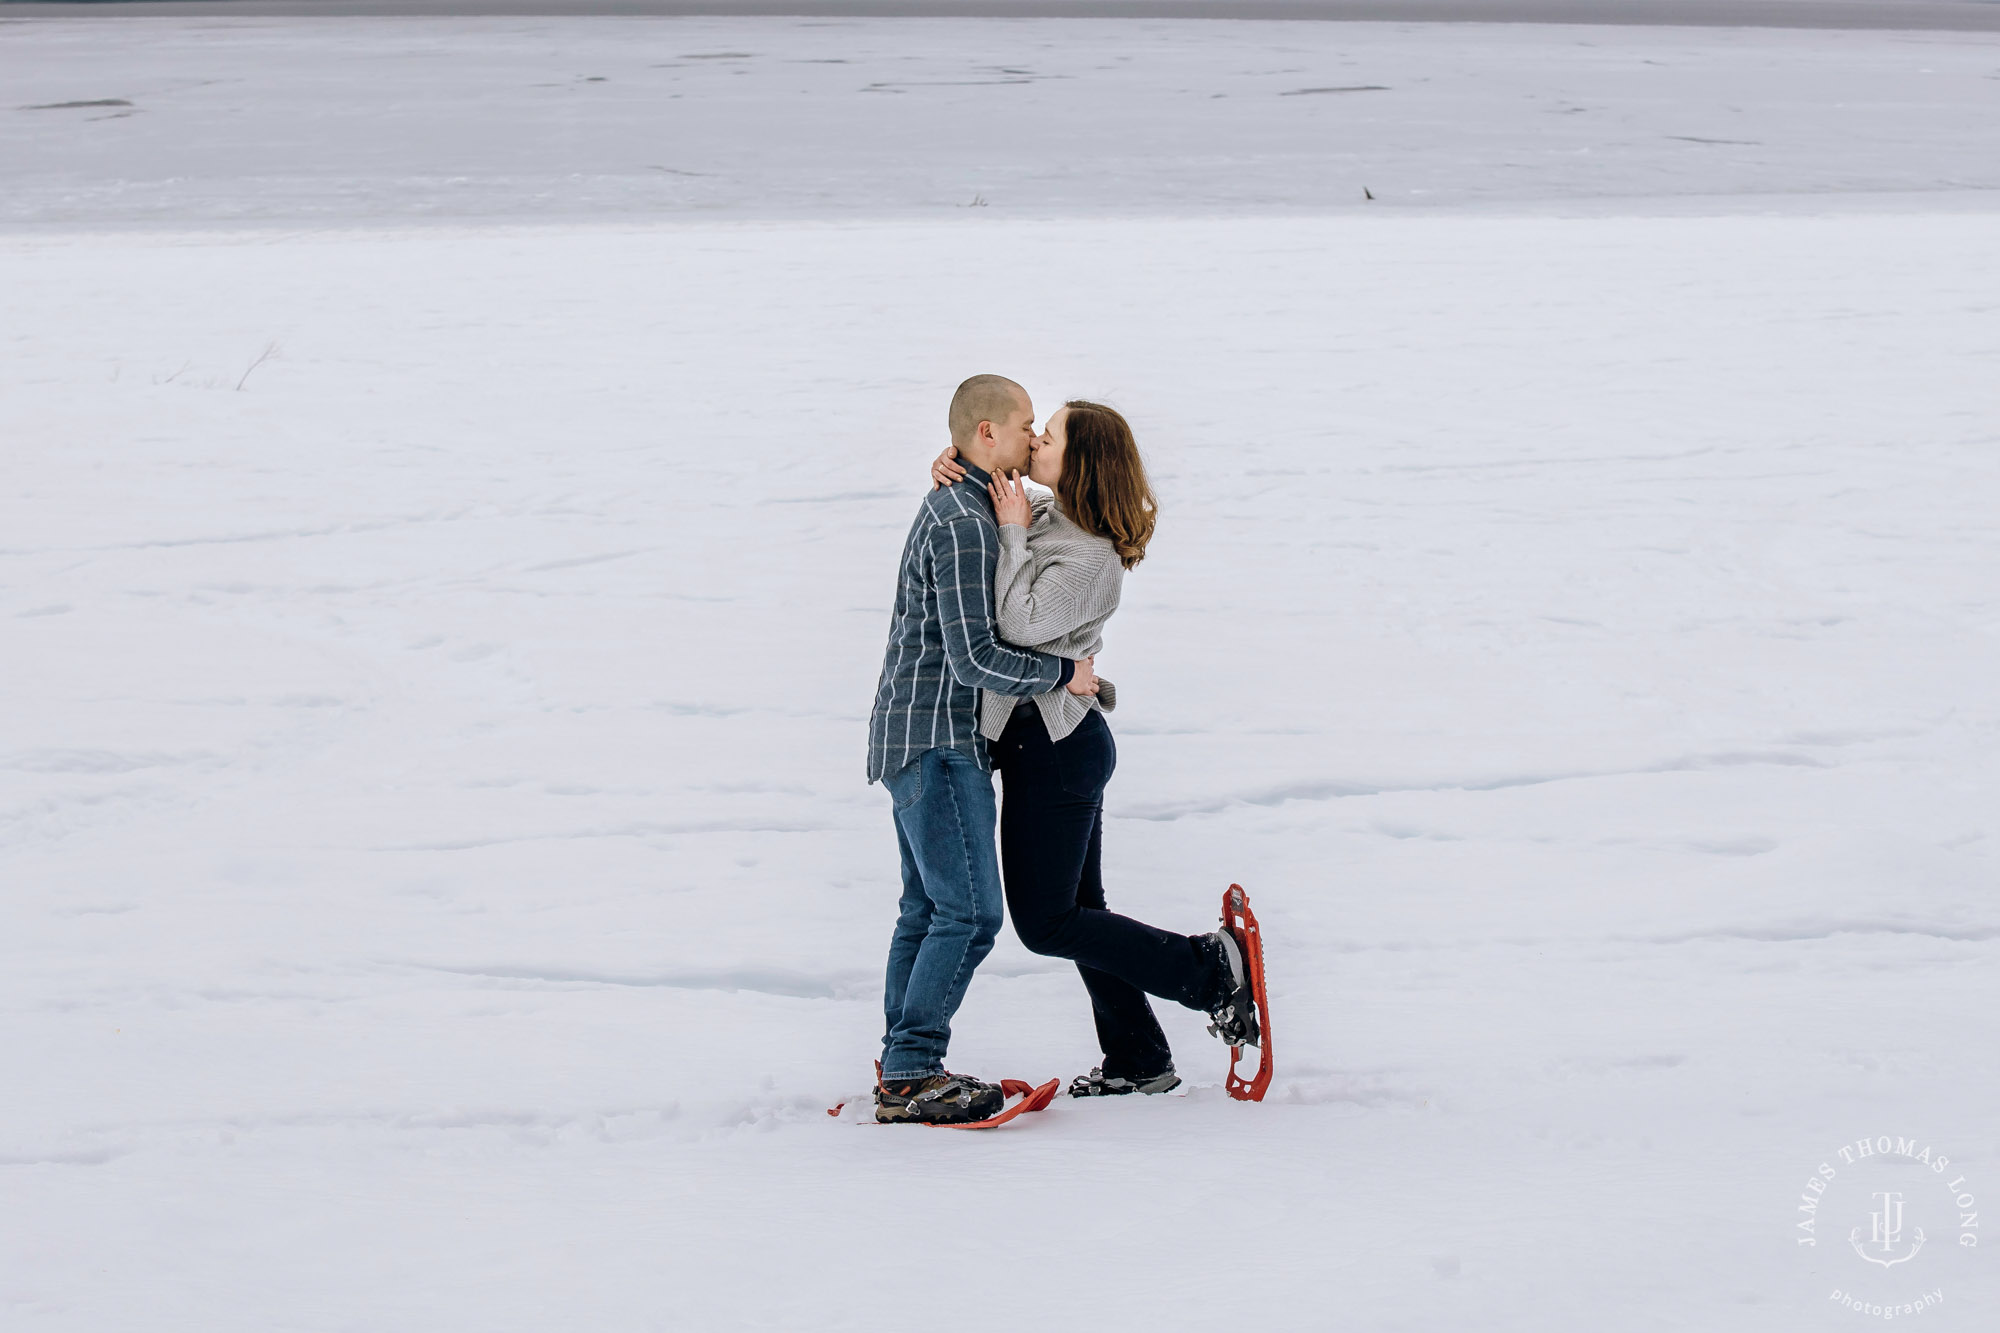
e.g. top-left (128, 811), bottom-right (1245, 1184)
top-left (235, 341), bottom-right (280, 392)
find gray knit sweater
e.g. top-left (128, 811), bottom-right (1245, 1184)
top-left (980, 495), bottom-right (1125, 743)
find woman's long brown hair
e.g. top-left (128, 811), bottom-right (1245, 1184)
top-left (1054, 400), bottom-right (1156, 570)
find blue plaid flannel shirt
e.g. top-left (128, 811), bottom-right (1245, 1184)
top-left (867, 462), bottom-right (1069, 783)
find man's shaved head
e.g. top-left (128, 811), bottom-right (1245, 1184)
top-left (948, 375), bottom-right (1029, 448)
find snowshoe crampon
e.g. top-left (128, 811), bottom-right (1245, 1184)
top-left (1221, 883), bottom-right (1273, 1103)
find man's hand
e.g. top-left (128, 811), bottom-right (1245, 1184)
top-left (988, 469), bottom-right (1032, 527)
top-left (930, 445), bottom-right (968, 490)
top-left (1065, 655), bottom-right (1100, 697)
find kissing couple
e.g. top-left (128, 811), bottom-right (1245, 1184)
top-left (864, 374), bottom-right (1266, 1125)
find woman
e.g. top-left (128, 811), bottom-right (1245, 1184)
top-left (931, 401), bottom-right (1261, 1096)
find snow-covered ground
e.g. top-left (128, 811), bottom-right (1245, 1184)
top-left (4, 15), bottom-right (1998, 1333)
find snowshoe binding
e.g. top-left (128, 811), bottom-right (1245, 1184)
top-left (874, 1070), bottom-right (1005, 1125)
top-left (1202, 926), bottom-right (1260, 1048)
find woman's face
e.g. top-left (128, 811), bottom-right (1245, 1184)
top-left (1028, 408), bottom-right (1068, 488)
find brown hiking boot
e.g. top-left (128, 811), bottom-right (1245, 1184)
top-left (874, 1071), bottom-right (1005, 1124)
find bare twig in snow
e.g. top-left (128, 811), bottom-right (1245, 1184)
top-left (235, 341), bottom-right (280, 392)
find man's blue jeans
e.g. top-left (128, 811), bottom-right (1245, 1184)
top-left (880, 746), bottom-right (1005, 1081)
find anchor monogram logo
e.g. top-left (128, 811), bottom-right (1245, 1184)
top-left (1850, 1191), bottom-right (1926, 1268)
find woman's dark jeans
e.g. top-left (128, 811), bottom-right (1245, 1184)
top-left (992, 705), bottom-right (1213, 1079)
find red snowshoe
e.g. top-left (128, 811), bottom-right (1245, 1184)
top-left (1220, 884), bottom-right (1274, 1102)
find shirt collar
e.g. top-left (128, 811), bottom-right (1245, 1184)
top-left (959, 460), bottom-right (994, 489)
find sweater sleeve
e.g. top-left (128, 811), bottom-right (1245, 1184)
top-left (929, 516), bottom-right (1065, 695)
top-left (994, 525), bottom-right (1122, 646)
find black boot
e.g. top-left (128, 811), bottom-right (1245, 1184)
top-left (1196, 929), bottom-right (1261, 1048)
top-left (1068, 1066), bottom-right (1182, 1097)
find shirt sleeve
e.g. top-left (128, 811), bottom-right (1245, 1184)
top-left (928, 516), bottom-right (1065, 696)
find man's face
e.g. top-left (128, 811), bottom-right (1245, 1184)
top-left (988, 394), bottom-right (1036, 474)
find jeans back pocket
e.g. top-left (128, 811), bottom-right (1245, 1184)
top-left (886, 756), bottom-right (927, 811)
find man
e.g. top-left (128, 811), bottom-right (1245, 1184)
top-left (866, 374), bottom-right (1099, 1125)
